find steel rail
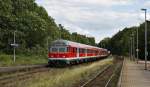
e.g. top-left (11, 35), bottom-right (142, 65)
top-left (0, 64), bottom-right (47, 74)
top-left (0, 67), bottom-right (50, 86)
top-left (117, 58), bottom-right (125, 87)
top-left (80, 65), bottom-right (111, 87)
top-left (105, 59), bottom-right (123, 87)
top-left (105, 71), bottom-right (115, 87)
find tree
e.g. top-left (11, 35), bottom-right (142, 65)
top-left (98, 21), bottom-right (150, 60)
top-left (0, 0), bottom-right (96, 54)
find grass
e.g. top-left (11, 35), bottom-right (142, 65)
top-left (15, 58), bottom-right (113, 87)
top-left (0, 54), bottom-right (47, 67)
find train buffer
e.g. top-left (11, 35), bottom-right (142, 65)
top-left (118, 59), bottom-right (150, 87)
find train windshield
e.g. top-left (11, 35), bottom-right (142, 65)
top-left (59, 48), bottom-right (66, 52)
top-left (51, 48), bottom-right (58, 52)
top-left (50, 47), bottom-right (66, 52)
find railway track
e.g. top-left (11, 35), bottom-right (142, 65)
top-left (80, 58), bottom-right (123, 87)
top-left (80, 65), bottom-right (112, 87)
top-left (0, 64), bottom-right (47, 74)
top-left (0, 64), bottom-right (49, 87)
top-left (0, 67), bottom-right (50, 87)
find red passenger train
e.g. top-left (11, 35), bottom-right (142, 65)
top-left (48, 40), bottom-right (110, 65)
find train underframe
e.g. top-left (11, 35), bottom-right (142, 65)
top-left (48, 55), bottom-right (109, 66)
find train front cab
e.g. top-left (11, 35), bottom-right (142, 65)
top-left (48, 46), bottom-right (70, 65)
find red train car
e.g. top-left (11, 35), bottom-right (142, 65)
top-left (48, 40), bottom-right (110, 65)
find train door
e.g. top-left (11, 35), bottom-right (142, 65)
top-left (85, 49), bottom-right (87, 57)
top-left (77, 48), bottom-right (79, 58)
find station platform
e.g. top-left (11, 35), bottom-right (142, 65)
top-left (118, 59), bottom-right (150, 87)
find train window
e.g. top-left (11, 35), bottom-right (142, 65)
top-left (72, 48), bottom-right (74, 52)
top-left (51, 48), bottom-right (58, 52)
top-left (79, 48), bottom-right (82, 53)
top-left (76, 48), bottom-right (77, 52)
top-left (72, 48), bottom-right (74, 53)
top-left (82, 49), bottom-right (85, 53)
top-left (87, 49), bottom-right (90, 53)
top-left (74, 48), bottom-right (77, 53)
top-left (88, 50), bottom-right (92, 53)
top-left (79, 48), bottom-right (85, 53)
top-left (95, 51), bottom-right (97, 53)
top-left (67, 47), bottom-right (70, 52)
top-left (59, 48), bottom-right (66, 52)
top-left (71, 48), bottom-right (73, 52)
top-left (49, 48), bottom-right (51, 52)
top-left (80, 49), bottom-right (82, 53)
top-left (73, 48), bottom-right (76, 53)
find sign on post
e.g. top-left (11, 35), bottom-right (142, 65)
top-left (136, 49), bottom-right (139, 52)
top-left (10, 44), bottom-right (19, 47)
top-left (10, 43), bottom-right (19, 62)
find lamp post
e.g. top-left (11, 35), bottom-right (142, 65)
top-left (129, 40), bottom-right (131, 60)
top-left (10, 31), bottom-right (19, 63)
top-left (136, 26), bottom-right (139, 63)
top-left (141, 8), bottom-right (148, 70)
top-left (130, 33), bottom-right (135, 61)
top-left (132, 33), bottom-right (135, 61)
top-left (13, 31), bottom-right (16, 62)
top-left (130, 36), bottom-right (133, 60)
top-left (130, 37), bottom-right (131, 60)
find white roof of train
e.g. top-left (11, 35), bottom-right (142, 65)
top-left (51, 39), bottom-right (107, 51)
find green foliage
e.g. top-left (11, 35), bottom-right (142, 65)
top-left (0, 54), bottom-right (47, 66)
top-left (98, 21), bottom-right (150, 60)
top-left (71, 32), bottom-right (95, 45)
top-left (98, 37), bottom-right (111, 49)
top-left (0, 0), bottom-right (96, 55)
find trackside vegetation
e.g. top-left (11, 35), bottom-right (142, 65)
top-left (14, 58), bottom-right (113, 87)
top-left (0, 54), bottom-right (47, 66)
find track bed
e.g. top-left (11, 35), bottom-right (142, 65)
top-left (0, 57), bottom-right (114, 87)
top-left (73, 56), bottom-right (123, 87)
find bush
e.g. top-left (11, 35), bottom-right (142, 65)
top-left (0, 53), bottom-right (47, 66)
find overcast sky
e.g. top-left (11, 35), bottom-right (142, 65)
top-left (36, 0), bottom-right (150, 43)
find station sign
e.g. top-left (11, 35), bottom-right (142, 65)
top-left (136, 49), bottom-right (139, 52)
top-left (10, 44), bottom-right (19, 47)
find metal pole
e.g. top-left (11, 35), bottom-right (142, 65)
top-left (130, 37), bottom-right (133, 60)
top-left (133, 34), bottom-right (135, 61)
top-left (136, 26), bottom-right (139, 63)
top-left (141, 8), bottom-right (147, 70)
top-left (129, 39), bottom-right (132, 60)
top-left (129, 39), bottom-right (130, 59)
top-left (47, 38), bottom-right (49, 53)
top-left (13, 31), bottom-right (16, 62)
top-left (145, 9), bottom-right (148, 70)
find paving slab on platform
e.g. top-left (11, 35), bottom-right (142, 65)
top-left (120, 59), bottom-right (150, 87)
